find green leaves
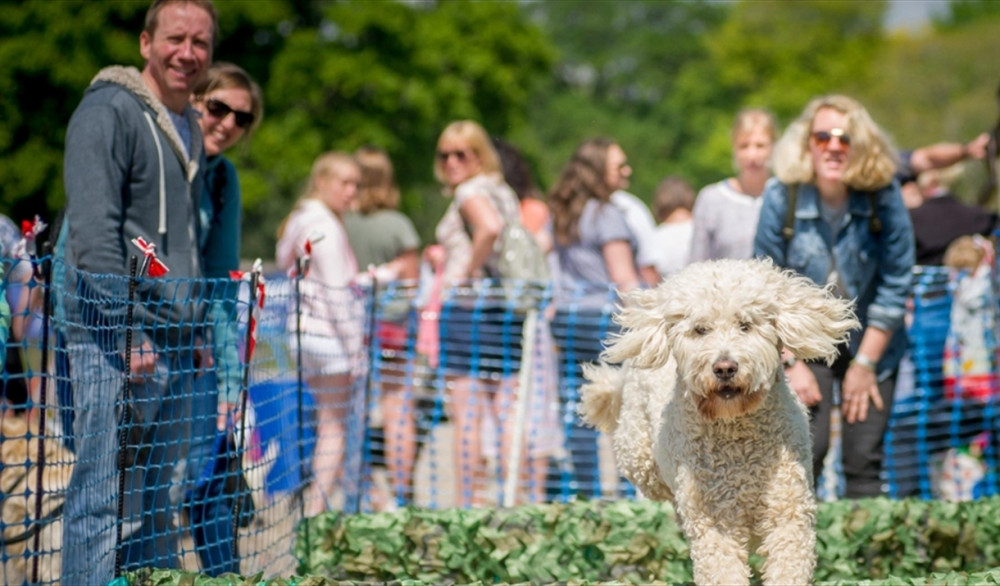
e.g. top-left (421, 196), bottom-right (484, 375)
top-left (290, 497), bottom-right (1000, 584)
top-left (293, 499), bottom-right (688, 584)
top-left (123, 497), bottom-right (1000, 585)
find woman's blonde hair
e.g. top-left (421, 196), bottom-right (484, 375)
top-left (731, 107), bottom-right (779, 172)
top-left (433, 120), bottom-right (501, 186)
top-left (772, 94), bottom-right (899, 191)
top-left (277, 151), bottom-right (358, 238)
top-left (192, 61), bottom-right (264, 137)
top-left (731, 107), bottom-right (779, 146)
top-left (355, 146), bottom-right (400, 214)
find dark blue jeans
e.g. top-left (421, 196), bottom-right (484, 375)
top-left (185, 372), bottom-right (240, 576)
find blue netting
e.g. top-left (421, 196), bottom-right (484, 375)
top-left (1, 255), bottom-right (999, 582)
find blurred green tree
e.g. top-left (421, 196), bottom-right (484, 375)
top-left (4, 0), bottom-right (999, 262)
top-left (520, 1), bottom-right (890, 202)
top-left (517, 0), bottom-right (728, 200)
top-left (0, 0), bottom-right (299, 233)
top-left (0, 1), bottom-right (145, 222)
top-left (239, 0), bottom-right (555, 259)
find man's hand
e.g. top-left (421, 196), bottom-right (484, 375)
top-left (193, 335), bottom-right (215, 376)
top-left (128, 341), bottom-right (157, 380)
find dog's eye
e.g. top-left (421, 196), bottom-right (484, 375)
top-left (739, 321), bottom-right (752, 332)
top-left (694, 325), bottom-right (709, 336)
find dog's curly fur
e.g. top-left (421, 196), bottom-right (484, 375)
top-left (579, 258), bottom-right (859, 585)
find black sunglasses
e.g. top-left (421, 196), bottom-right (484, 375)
top-left (204, 98), bottom-right (255, 129)
top-left (811, 128), bottom-right (850, 148)
top-left (437, 149), bottom-right (470, 162)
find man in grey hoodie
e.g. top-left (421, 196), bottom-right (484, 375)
top-left (61, 1), bottom-right (217, 581)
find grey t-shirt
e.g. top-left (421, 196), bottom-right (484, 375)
top-left (343, 209), bottom-right (420, 270)
top-left (556, 198), bottom-right (638, 285)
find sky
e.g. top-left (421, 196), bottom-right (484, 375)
top-left (884, 0), bottom-right (950, 32)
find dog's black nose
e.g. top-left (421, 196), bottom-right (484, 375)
top-left (713, 359), bottom-right (738, 381)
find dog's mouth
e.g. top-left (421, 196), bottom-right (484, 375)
top-left (715, 385), bottom-right (742, 400)
top-left (698, 384), bottom-right (765, 421)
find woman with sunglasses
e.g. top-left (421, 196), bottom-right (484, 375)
top-left (429, 120), bottom-right (528, 508)
top-left (753, 94), bottom-right (914, 499)
top-left (185, 62), bottom-right (262, 576)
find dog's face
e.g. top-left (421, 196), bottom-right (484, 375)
top-left (602, 258), bottom-right (859, 422)
top-left (671, 302), bottom-right (782, 421)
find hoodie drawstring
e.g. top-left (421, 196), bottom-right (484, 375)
top-left (143, 112), bottom-right (168, 235)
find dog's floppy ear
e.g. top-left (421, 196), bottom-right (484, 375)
top-left (601, 285), bottom-right (684, 369)
top-left (769, 265), bottom-right (860, 364)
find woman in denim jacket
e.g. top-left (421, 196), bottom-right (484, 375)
top-left (753, 94), bottom-right (915, 498)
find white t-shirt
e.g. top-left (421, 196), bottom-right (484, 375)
top-left (689, 179), bottom-right (764, 262)
top-left (650, 220), bottom-right (694, 278)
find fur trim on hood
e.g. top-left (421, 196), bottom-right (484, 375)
top-left (91, 65), bottom-right (201, 182)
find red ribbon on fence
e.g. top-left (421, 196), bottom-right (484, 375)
top-left (231, 258), bottom-right (266, 361)
top-left (12, 215), bottom-right (47, 260)
top-left (286, 232), bottom-right (325, 278)
top-left (130, 236), bottom-right (170, 277)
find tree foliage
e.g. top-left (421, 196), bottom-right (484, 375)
top-left (0, 1), bottom-right (145, 220)
top-left (2, 0), bottom-right (999, 260)
top-left (238, 0), bottom-right (555, 257)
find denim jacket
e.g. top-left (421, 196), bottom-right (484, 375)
top-left (753, 178), bottom-right (915, 379)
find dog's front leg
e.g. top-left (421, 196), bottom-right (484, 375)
top-left (683, 521), bottom-right (751, 586)
top-left (757, 495), bottom-right (816, 585)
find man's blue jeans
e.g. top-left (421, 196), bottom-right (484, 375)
top-left (61, 340), bottom-right (193, 585)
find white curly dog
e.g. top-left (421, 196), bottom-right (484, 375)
top-left (579, 258), bottom-right (858, 585)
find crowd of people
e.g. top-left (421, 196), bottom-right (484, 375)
top-left (0, 0), bottom-right (996, 581)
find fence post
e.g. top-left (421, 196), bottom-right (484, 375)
top-left (231, 268), bottom-right (261, 562)
top-left (114, 255), bottom-right (140, 578)
top-left (352, 277), bottom-right (378, 514)
top-left (503, 305), bottom-right (538, 507)
top-left (293, 258), bottom-right (310, 560)
top-left (29, 243), bottom-right (53, 584)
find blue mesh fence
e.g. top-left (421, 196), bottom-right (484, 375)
top-left (0, 255), bottom-right (998, 581)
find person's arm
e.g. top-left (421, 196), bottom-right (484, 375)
top-left (639, 265), bottom-right (661, 286)
top-left (65, 102), bottom-right (129, 278)
top-left (629, 204), bottom-right (662, 286)
top-left (208, 298), bottom-right (242, 429)
top-left (5, 263), bottom-right (32, 342)
top-left (842, 186), bottom-right (915, 424)
top-left (459, 194), bottom-right (503, 279)
top-left (203, 160), bottom-right (244, 426)
top-left (841, 326), bottom-right (891, 424)
top-left (781, 348), bottom-right (822, 407)
top-left (65, 99), bottom-right (158, 376)
top-left (394, 249), bottom-right (420, 281)
top-left (201, 159), bottom-right (242, 280)
top-left (908, 133), bottom-right (990, 174)
top-left (603, 240), bottom-right (641, 293)
top-left (752, 180), bottom-right (790, 266)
